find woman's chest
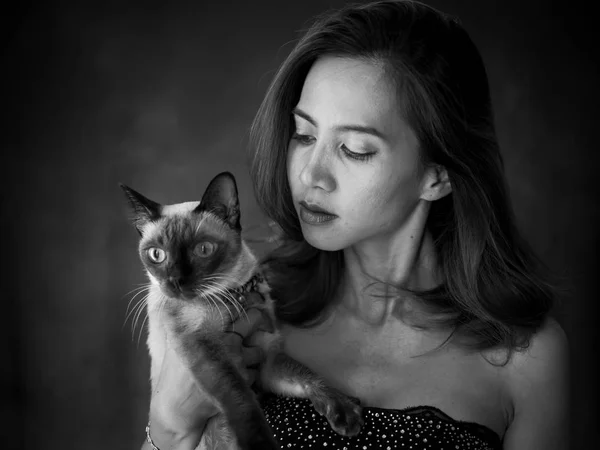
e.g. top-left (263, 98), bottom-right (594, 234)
top-left (280, 323), bottom-right (510, 438)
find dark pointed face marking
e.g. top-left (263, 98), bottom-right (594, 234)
top-left (140, 212), bottom-right (242, 301)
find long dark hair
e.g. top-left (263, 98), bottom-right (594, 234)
top-left (249, 0), bottom-right (557, 355)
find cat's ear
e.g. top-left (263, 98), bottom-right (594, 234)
top-left (119, 183), bottom-right (161, 235)
top-left (196, 172), bottom-right (241, 230)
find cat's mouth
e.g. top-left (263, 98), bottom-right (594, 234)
top-left (161, 281), bottom-right (197, 301)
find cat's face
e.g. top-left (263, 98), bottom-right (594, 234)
top-left (121, 172), bottom-right (245, 302)
top-left (138, 205), bottom-right (242, 300)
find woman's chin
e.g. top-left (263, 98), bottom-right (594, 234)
top-left (302, 226), bottom-right (347, 252)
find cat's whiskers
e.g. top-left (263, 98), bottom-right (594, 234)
top-left (124, 288), bottom-right (151, 341)
top-left (138, 310), bottom-right (150, 347)
top-left (155, 293), bottom-right (168, 319)
top-left (201, 273), bottom-right (240, 292)
top-left (122, 284), bottom-right (151, 301)
top-left (139, 291), bottom-right (169, 346)
top-left (124, 284), bottom-right (151, 328)
top-left (215, 286), bottom-right (248, 322)
top-left (139, 293), bottom-right (167, 347)
top-left (200, 273), bottom-right (238, 288)
top-left (202, 276), bottom-right (241, 305)
top-left (212, 284), bottom-right (242, 317)
top-left (196, 287), bottom-right (226, 327)
top-left (131, 292), bottom-right (151, 343)
top-left (124, 284), bottom-right (150, 305)
top-left (200, 283), bottom-right (237, 324)
top-left (202, 276), bottom-right (249, 322)
top-left (205, 295), bottom-right (223, 325)
top-left (200, 273), bottom-right (241, 305)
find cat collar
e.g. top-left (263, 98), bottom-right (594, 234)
top-left (229, 273), bottom-right (264, 299)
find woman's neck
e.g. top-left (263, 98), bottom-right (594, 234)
top-left (337, 201), bottom-right (442, 325)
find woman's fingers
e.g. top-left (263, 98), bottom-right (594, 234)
top-left (243, 291), bottom-right (265, 307)
top-left (220, 294), bottom-right (272, 386)
top-left (244, 291), bottom-right (276, 333)
top-left (242, 344), bottom-right (265, 367)
top-left (228, 307), bottom-right (265, 341)
top-left (241, 346), bottom-right (265, 386)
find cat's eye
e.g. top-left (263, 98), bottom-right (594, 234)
top-left (147, 247), bottom-right (166, 263)
top-left (195, 241), bottom-right (216, 257)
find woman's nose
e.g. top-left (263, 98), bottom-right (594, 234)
top-left (299, 146), bottom-right (336, 192)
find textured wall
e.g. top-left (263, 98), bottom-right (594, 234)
top-left (2, 0), bottom-right (597, 448)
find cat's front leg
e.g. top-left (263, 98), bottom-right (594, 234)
top-left (176, 332), bottom-right (278, 450)
top-left (261, 352), bottom-right (364, 437)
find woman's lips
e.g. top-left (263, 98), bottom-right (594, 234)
top-left (299, 201), bottom-right (337, 225)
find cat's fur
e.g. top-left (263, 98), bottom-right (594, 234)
top-left (121, 172), bottom-right (363, 450)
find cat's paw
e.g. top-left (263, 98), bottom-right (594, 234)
top-left (238, 423), bottom-right (279, 450)
top-left (310, 389), bottom-right (364, 436)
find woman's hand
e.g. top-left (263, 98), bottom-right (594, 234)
top-left (147, 295), bottom-right (268, 449)
top-left (224, 294), bottom-right (270, 386)
top-left (148, 339), bottom-right (216, 449)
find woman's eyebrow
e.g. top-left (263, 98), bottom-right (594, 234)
top-left (292, 107), bottom-right (317, 126)
top-left (292, 107), bottom-right (388, 141)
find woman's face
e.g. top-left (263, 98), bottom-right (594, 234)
top-left (287, 56), bottom-right (428, 251)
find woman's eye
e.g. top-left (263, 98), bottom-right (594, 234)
top-left (147, 247), bottom-right (166, 263)
top-left (341, 144), bottom-right (376, 162)
top-left (195, 241), bottom-right (216, 257)
top-left (291, 133), bottom-right (315, 146)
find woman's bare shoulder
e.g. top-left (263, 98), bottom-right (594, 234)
top-left (500, 317), bottom-right (570, 448)
top-left (479, 316), bottom-right (568, 372)
top-left (506, 316), bottom-right (569, 378)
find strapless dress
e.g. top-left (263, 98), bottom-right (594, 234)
top-left (261, 395), bottom-right (502, 449)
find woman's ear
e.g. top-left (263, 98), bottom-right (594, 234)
top-left (419, 164), bottom-right (452, 201)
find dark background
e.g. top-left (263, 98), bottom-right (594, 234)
top-left (2, 0), bottom-right (597, 448)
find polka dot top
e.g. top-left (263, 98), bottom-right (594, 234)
top-left (261, 395), bottom-right (502, 450)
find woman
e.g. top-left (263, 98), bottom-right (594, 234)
top-left (143, 1), bottom-right (569, 448)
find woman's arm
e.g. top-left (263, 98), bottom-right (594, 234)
top-left (139, 298), bottom-right (268, 450)
top-left (139, 340), bottom-right (213, 450)
top-left (141, 413), bottom-right (206, 450)
top-left (502, 317), bottom-right (570, 449)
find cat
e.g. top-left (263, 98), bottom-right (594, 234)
top-left (121, 171), bottom-right (363, 450)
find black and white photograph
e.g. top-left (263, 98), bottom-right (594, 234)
top-left (2, 0), bottom-right (597, 448)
